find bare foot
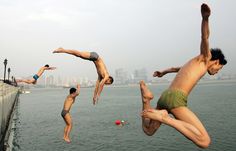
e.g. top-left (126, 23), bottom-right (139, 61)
top-left (141, 108), bottom-right (169, 123)
top-left (53, 47), bottom-right (64, 53)
top-left (63, 136), bottom-right (71, 143)
top-left (140, 80), bottom-right (154, 104)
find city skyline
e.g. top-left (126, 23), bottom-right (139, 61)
top-left (12, 66), bottom-right (236, 88)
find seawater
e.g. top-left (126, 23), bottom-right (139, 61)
top-left (11, 81), bottom-right (236, 151)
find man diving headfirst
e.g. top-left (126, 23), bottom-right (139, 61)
top-left (140, 4), bottom-right (227, 148)
top-left (16, 64), bottom-right (56, 84)
top-left (53, 48), bottom-right (114, 105)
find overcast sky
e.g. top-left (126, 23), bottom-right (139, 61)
top-left (0, 0), bottom-right (235, 80)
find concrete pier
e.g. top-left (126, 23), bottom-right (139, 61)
top-left (0, 81), bottom-right (19, 150)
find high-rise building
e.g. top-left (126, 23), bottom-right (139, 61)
top-left (46, 75), bottom-right (54, 87)
top-left (133, 68), bottom-right (148, 83)
top-left (115, 68), bottom-right (128, 85)
top-left (37, 75), bottom-right (46, 86)
top-left (57, 76), bottom-right (63, 86)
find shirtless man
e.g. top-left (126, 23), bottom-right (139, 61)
top-left (53, 48), bottom-right (114, 105)
top-left (61, 84), bottom-right (80, 143)
top-left (140, 4), bottom-right (227, 148)
top-left (16, 64), bottom-right (56, 84)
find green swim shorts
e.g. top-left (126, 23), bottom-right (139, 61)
top-left (157, 89), bottom-right (188, 112)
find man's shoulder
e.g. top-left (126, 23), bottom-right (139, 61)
top-left (182, 56), bottom-right (207, 72)
top-left (66, 96), bottom-right (74, 101)
top-left (186, 55), bottom-right (208, 73)
top-left (198, 54), bottom-right (212, 62)
top-left (192, 55), bottom-right (210, 64)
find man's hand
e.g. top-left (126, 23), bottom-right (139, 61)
top-left (76, 84), bottom-right (80, 90)
top-left (45, 67), bottom-right (56, 70)
top-left (153, 71), bottom-right (164, 77)
top-left (201, 3), bottom-right (211, 20)
top-left (76, 84), bottom-right (80, 95)
top-left (93, 96), bottom-right (98, 105)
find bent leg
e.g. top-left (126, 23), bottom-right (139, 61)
top-left (140, 81), bottom-right (166, 136)
top-left (170, 107), bottom-right (211, 148)
top-left (143, 107), bottom-right (211, 148)
top-left (63, 114), bottom-right (72, 143)
top-left (53, 47), bottom-right (91, 60)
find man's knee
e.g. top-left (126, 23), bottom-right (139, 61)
top-left (144, 131), bottom-right (155, 136)
top-left (198, 135), bottom-right (211, 148)
top-left (142, 126), bottom-right (156, 136)
top-left (30, 79), bottom-right (36, 84)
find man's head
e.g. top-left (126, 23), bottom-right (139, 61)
top-left (208, 48), bottom-right (227, 75)
top-left (44, 64), bottom-right (49, 67)
top-left (105, 76), bottom-right (114, 85)
top-left (69, 87), bottom-right (78, 97)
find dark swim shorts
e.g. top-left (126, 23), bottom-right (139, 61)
top-left (33, 74), bottom-right (39, 81)
top-left (88, 52), bottom-right (99, 61)
top-left (61, 110), bottom-right (69, 118)
top-left (157, 89), bottom-right (188, 112)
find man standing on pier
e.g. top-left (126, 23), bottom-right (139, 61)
top-left (140, 3), bottom-right (227, 148)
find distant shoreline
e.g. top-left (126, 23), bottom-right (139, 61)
top-left (198, 79), bottom-right (236, 84)
top-left (20, 79), bottom-right (236, 89)
top-left (110, 79), bottom-right (236, 88)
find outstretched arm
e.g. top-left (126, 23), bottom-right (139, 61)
top-left (200, 3), bottom-right (211, 60)
top-left (93, 77), bottom-right (109, 105)
top-left (93, 79), bottom-right (100, 104)
top-left (153, 67), bottom-right (181, 77)
top-left (76, 84), bottom-right (80, 95)
top-left (36, 66), bottom-right (56, 77)
top-left (96, 78), bottom-right (108, 97)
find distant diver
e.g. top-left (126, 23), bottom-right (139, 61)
top-left (53, 48), bottom-right (113, 105)
top-left (16, 64), bottom-right (56, 84)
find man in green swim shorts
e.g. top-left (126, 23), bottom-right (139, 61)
top-left (140, 4), bottom-right (227, 148)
